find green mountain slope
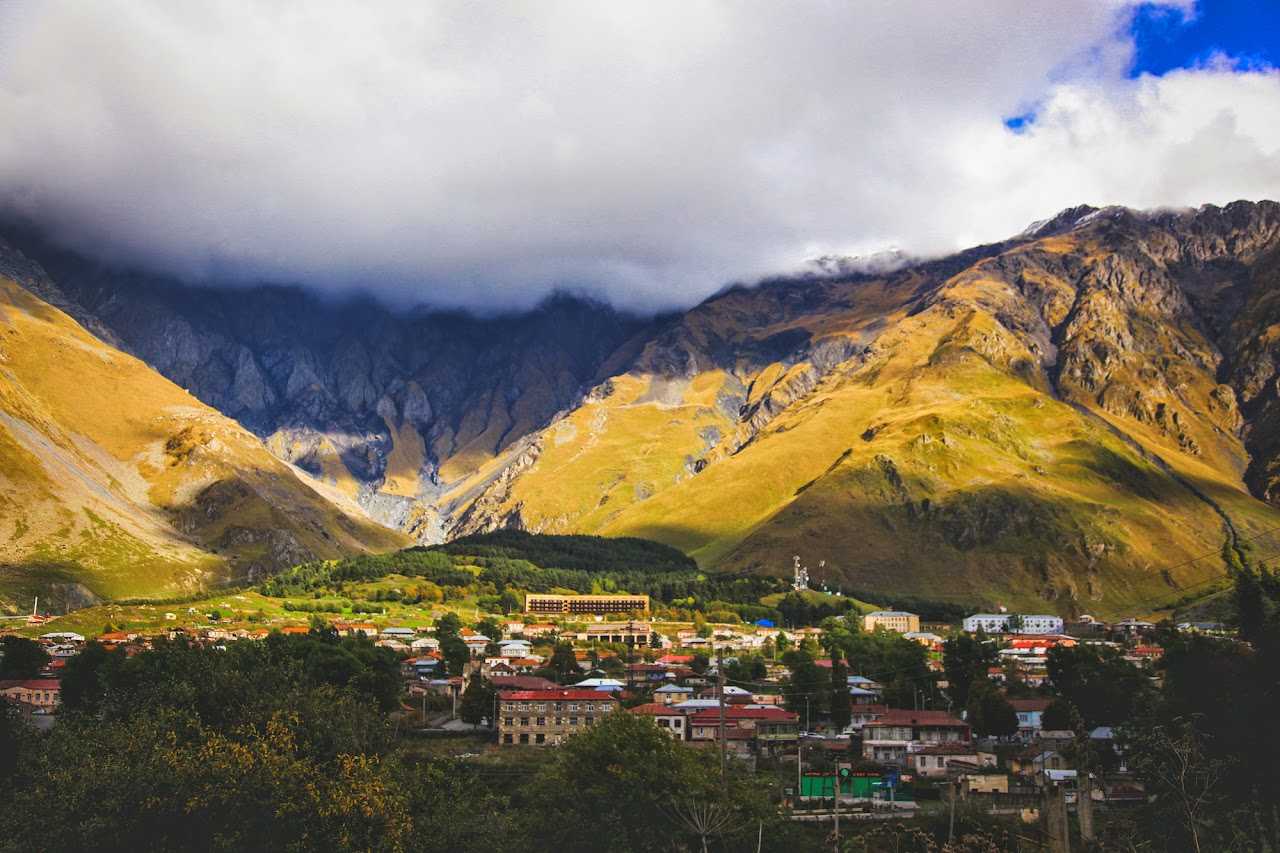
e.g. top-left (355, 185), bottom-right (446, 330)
top-left (442, 203), bottom-right (1280, 615)
top-left (0, 274), bottom-right (406, 612)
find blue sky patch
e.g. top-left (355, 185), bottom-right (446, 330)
top-left (1130, 0), bottom-right (1279, 76)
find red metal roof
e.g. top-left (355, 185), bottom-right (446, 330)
top-left (688, 706), bottom-right (798, 724)
top-left (498, 689), bottom-right (619, 701)
top-left (0, 679), bottom-right (61, 690)
top-left (489, 676), bottom-right (560, 691)
top-left (1009, 698), bottom-right (1052, 712)
top-left (629, 703), bottom-right (683, 716)
top-left (864, 709), bottom-right (968, 728)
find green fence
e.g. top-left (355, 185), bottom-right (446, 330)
top-left (798, 772), bottom-right (914, 801)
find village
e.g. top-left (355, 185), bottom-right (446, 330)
top-left (2, 564), bottom-right (1227, 848)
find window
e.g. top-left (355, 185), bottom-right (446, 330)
top-left (567, 703), bottom-right (579, 711)
top-left (555, 717), bottom-right (564, 725)
top-left (519, 733), bottom-right (529, 744)
top-left (535, 734), bottom-right (546, 744)
top-left (536, 717), bottom-right (546, 726)
top-left (569, 717), bottom-right (579, 726)
top-left (504, 717), bottom-right (514, 727)
top-left (503, 734), bottom-right (513, 744)
top-left (520, 717), bottom-right (530, 726)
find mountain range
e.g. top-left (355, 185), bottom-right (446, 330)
top-left (3, 200), bottom-right (1279, 615)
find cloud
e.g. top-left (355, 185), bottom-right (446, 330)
top-left (0, 1), bottom-right (1275, 312)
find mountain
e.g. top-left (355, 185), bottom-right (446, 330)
top-left (6, 200), bottom-right (1280, 614)
top-left (11, 228), bottom-right (645, 542)
top-left (0, 244), bottom-right (406, 612)
top-left (437, 201), bottom-right (1280, 613)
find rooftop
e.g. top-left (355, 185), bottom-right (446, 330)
top-left (865, 709), bottom-right (969, 728)
top-left (498, 689), bottom-right (619, 701)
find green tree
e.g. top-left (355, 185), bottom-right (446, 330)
top-left (1040, 697), bottom-right (1078, 732)
top-left (1123, 715), bottom-right (1232, 853)
top-left (59, 640), bottom-right (120, 713)
top-left (440, 635), bottom-right (470, 676)
top-left (0, 700), bottom-right (25, 780)
top-left (547, 642), bottom-right (580, 684)
top-left (498, 589), bottom-right (522, 614)
top-left (0, 636), bottom-right (50, 679)
top-left (829, 652), bottom-right (851, 732)
top-left (475, 617), bottom-right (503, 642)
top-left (966, 683), bottom-right (1018, 739)
top-left (1046, 644), bottom-right (1150, 728)
top-left (434, 611), bottom-right (462, 640)
top-left (459, 672), bottom-right (496, 726)
top-left (690, 652), bottom-right (711, 675)
top-left (781, 648), bottom-right (825, 729)
top-left (942, 634), bottom-right (995, 710)
top-left (519, 711), bottom-right (772, 853)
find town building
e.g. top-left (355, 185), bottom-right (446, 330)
top-left (962, 614), bottom-right (1064, 635)
top-left (861, 709), bottom-right (971, 765)
top-left (524, 594), bottom-right (649, 615)
top-left (0, 678), bottom-right (61, 709)
top-left (654, 684), bottom-right (694, 705)
top-left (497, 689), bottom-right (620, 746)
top-left (843, 704), bottom-right (889, 734)
top-left (1010, 697), bottom-right (1053, 740)
top-left (579, 621), bottom-right (652, 645)
top-left (686, 705), bottom-right (799, 751)
top-left (863, 611), bottom-right (921, 633)
top-left (332, 621), bottom-right (378, 638)
top-left (910, 744), bottom-right (998, 779)
top-left (629, 703), bottom-right (689, 739)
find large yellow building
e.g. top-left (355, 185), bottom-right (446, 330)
top-left (863, 610), bottom-right (921, 633)
top-left (524, 593), bottom-right (650, 615)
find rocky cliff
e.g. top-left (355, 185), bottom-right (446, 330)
top-left (432, 202), bottom-right (1280, 613)
top-left (12, 230), bottom-right (645, 540)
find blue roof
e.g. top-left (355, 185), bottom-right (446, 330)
top-left (755, 619), bottom-right (776, 627)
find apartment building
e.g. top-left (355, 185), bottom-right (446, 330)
top-left (962, 614), bottom-right (1064, 635)
top-left (862, 611), bottom-right (921, 633)
top-left (524, 594), bottom-right (650, 615)
top-left (497, 689), bottom-right (619, 746)
top-left (862, 709), bottom-right (971, 765)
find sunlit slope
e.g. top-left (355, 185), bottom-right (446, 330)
top-left (448, 207), bottom-right (1280, 614)
top-left (0, 278), bottom-right (406, 608)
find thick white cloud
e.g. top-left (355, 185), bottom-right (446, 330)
top-left (0, 1), bottom-right (1275, 311)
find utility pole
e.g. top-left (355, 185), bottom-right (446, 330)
top-left (948, 780), bottom-right (956, 845)
top-left (1078, 769), bottom-right (1096, 843)
top-left (832, 766), bottom-right (841, 851)
top-left (716, 646), bottom-right (727, 781)
top-left (797, 741), bottom-right (804, 805)
top-left (1045, 783), bottom-right (1070, 853)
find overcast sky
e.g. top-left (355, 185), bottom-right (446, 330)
top-left (0, 1), bottom-right (1277, 311)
